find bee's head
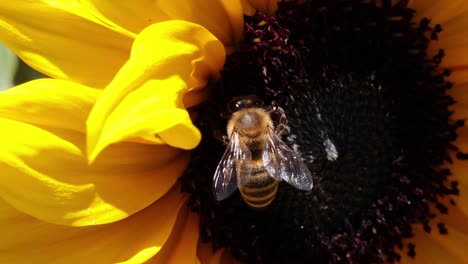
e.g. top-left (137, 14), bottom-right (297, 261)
top-left (228, 108), bottom-right (271, 140)
top-left (227, 94), bottom-right (264, 113)
top-left (237, 110), bottom-right (262, 132)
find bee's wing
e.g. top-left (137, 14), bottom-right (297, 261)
top-left (212, 132), bottom-right (249, 201)
top-left (263, 127), bottom-right (314, 190)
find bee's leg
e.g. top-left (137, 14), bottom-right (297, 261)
top-left (275, 107), bottom-right (287, 135)
top-left (213, 129), bottom-right (230, 145)
top-left (266, 102), bottom-right (288, 135)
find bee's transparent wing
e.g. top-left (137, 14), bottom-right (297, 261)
top-left (213, 132), bottom-right (249, 201)
top-left (263, 127), bottom-right (314, 190)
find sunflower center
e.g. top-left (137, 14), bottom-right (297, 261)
top-left (181, 0), bottom-right (463, 263)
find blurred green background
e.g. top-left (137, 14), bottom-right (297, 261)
top-left (0, 42), bottom-right (46, 91)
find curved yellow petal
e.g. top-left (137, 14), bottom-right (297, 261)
top-left (0, 1), bottom-right (134, 88)
top-left (80, 0), bottom-right (244, 48)
top-left (0, 79), bottom-right (188, 226)
top-left (0, 186), bottom-right (190, 264)
top-left (145, 211), bottom-right (200, 264)
top-left (87, 20), bottom-right (226, 162)
top-left (0, 79), bottom-right (98, 132)
top-left (241, 0), bottom-right (279, 16)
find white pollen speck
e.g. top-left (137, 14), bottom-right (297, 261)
top-left (323, 137), bottom-right (338, 161)
top-left (292, 143), bottom-right (300, 153)
top-left (315, 107), bottom-right (322, 120)
top-left (287, 133), bottom-right (297, 143)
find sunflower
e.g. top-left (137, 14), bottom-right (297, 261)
top-left (0, 0), bottom-right (467, 263)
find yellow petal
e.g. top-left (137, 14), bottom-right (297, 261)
top-left (436, 92), bottom-right (468, 242)
top-left (409, 0), bottom-right (468, 25)
top-left (0, 1), bottom-right (134, 88)
top-left (0, 80), bottom-right (188, 226)
top-left (443, 101), bottom-right (468, 217)
top-left (0, 186), bottom-right (191, 263)
top-left (391, 182), bottom-right (468, 263)
top-left (147, 210), bottom-right (200, 264)
top-left (447, 158), bottom-right (468, 217)
top-left (80, 0), bottom-right (244, 48)
top-left (399, 206), bottom-right (468, 264)
top-left (87, 20), bottom-right (226, 162)
top-left (452, 90), bottom-right (468, 126)
top-left (390, 2), bottom-right (468, 261)
top-left (448, 68), bottom-right (468, 85)
top-left (241, 0), bottom-right (279, 16)
top-left (0, 79), bottom-right (98, 132)
top-left (399, 226), bottom-right (467, 263)
top-left (410, 0), bottom-right (468, 70)
top-left (457, 184), bottom-right (468, 220)
top-left (435, 13), bottom-right (468, 70)
top-left (433, 198), bottom-right (468, 235)
top-left (448, 80), bottom-right (468, 104)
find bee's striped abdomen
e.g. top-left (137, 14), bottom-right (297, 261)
top-left (239, 165), bottom-right (278, 209)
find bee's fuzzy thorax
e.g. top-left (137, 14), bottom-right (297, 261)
top-left (227, 108), bottom-right (272, 142)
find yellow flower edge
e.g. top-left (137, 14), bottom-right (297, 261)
top-left (389, 0), bottom-right (468, 263)
top-left (0, 184), bottom-right (197, 264)
top-left (86, 20), bottom-right (226, 162)
top-left (0, 0), bottom-right (243, 88)
top-left (0, 0), bottom-right (467, 263)
top-left (0, 78), bottom-right (190, 226)
top-left (0, 15), bottom-right (229, 262)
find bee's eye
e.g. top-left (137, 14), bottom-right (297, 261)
top-left (228, 94), bottom-right (264, 113)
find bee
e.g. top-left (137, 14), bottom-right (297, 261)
top-left (213, 95), bottom-right (314, 208)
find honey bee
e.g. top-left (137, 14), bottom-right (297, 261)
top-left (213, 95), bottom-right (314, 208)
